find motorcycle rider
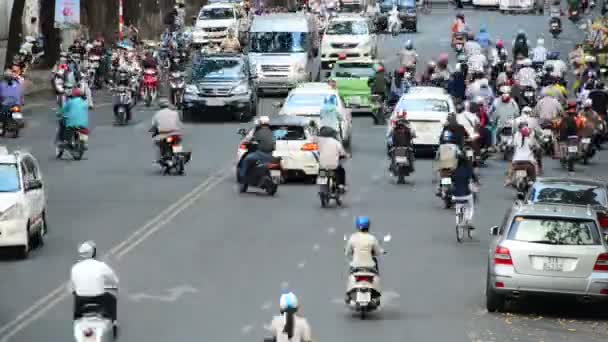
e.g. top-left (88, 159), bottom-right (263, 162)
top-left (345, 216), bottom-right (384, 274)
top-left (372, 65), bottom-right (388, 101)
top-left (490, 40), bottom-right (508, 66)
top-left (451, 13), bottom-right (466, 34)
top-left (539, 64), bottom-right (557, 87)
top-left (506, 126), bottom-right (539, 185)
top-left (588, 81), bottom-right (608, 119)
top-left (58, 88), bottom-right (89, 145)
top-left (387, 112), bottom-right (415, 171)
top-left (220, 28), bottom-right (241, 53)
top-left (580, 98), bottom-right (604, 147)
top-left (399, 40), bottom-right (418, 71)
top-left (0, 70), bottom-right (23, 107)
top-left (420, 61), bottom-right (437, 85)
top-left (447, 63), bottom-right (466, 101)
top-left (269, 292), bottom-right (312, 342)
top-left (239, 116), bottom-right (275, 181)
top-left (490, 90), bottom-right (520, 144)
top-left (388, 5), bottom-right (400, 33)
top-left (435, 130), bottom-right (460, 196)
top-left (475, 25), bottom-right (491, 55)
top-left (531, 38), bottom-right (547, 70)
top-left (516, 58), bottom-right (538, 89)
top-left (545, 51), bottom-right (568, 83)
top-left (580, 56), bottom-right (598, 91)
top-left (434, 53), bottom-right (451, 84)
top-left (557, 103), bottom-right (582, 152)
top-left (452, 153), bottom-right (480, 229)
top-left (390, 67), bottom-right (409, 102)
top-left (142, 51), bottom-right (159, 71)
top-left (317, 124), bottom-right (347, 191)
top-left (464, 32), bottom-right (482, 58)
top-left (456, 102), bottom-right (479, 139)
top-left (466, 78), bottom-right (493, 104)
top-left (512, 29), bottom-right (530, 59)
top-left (440, 112), bottom-right (468, 148)
top-left (536, 91), bottom-right (563, 125)
top-left (150, 99), bottom-right (183, 162)
top-left (69, 241), bottom-right (119, 324)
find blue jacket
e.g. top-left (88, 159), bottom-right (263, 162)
top-left (476, 30), bottom-right (490, 49)
top-left (62, 97), bottom-right (89, 128)
top-left (0, 81), bottom-right (23, 106)
top-left (452, 164), bottom-right (477, 197)
top-left (448, 73), bottom-right (466, 100)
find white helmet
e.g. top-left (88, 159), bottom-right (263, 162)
top-left (78, 240), bottom-right (97, 259)
top-left (537, 38), bottom-right (544, 46)
top-left (25, 36), bottom-right (36, 43)
top-left (279, 292), bottom-right (299, 311)
top-left (522, 58), bottom-right (532, 67)
top-left (584, 98), bottom-right (593, 108)
top-left (257, 116), bottom-right (270, 125)
top-left (585, 55), bottom-right (596, 64)
top-left (522, 106), bottom-right (533, 115)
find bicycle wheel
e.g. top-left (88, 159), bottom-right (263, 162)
top-left (456, 224), bottom-right (464, 243)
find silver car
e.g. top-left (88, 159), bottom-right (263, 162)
top-left (486, 203), bottom-right (608, 312)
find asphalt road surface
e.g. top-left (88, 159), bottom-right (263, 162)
top-left (1, 7), bottom-right (607, 342)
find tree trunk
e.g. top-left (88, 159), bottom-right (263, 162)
top-left (40, 0), bottom-right (59, 68)
top-left (5, 0), bottom-right (26, 68)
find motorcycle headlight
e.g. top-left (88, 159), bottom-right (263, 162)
top-left (185, 85), bottom-right (198, 94)
top-left (231, 83), bottom-right (249, 95)
top-left (0, 203), bottom-right (23, 221)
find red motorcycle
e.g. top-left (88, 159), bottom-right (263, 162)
top-left (142, 68), bottom-right (158, 107)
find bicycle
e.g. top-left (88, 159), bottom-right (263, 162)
top-left (454, 197), bottom-right (473, 242)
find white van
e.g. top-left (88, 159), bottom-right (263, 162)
top-left (248, 13), bottom-right (320, 94)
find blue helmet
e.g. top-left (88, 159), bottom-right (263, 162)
top-left (547, 51), bottom-right (560, 60)
top-left (355, 216), bottom-right (370, 231)
top-left (325, 95), bottom-right (337, 106)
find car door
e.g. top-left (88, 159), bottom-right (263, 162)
top-left (21, 157), bottom-right (43, 224)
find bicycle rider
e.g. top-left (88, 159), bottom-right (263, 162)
top-left (452, 153), bottom-right (480, 230)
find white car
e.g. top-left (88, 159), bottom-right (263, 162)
top-left (236, 116), bottom-right (320, 180)
top-left (277, 82), bottom-right (353, 147)
top-left (192, 3), bottom-right (240, 47)
top-left (389, 87), bottom-right (455, 152)
top-left (472, 0), bottom-right (499, 6)
top-left (0, 147), bottom-right (47, 258)
top-left (321, 15), bottom-right (377, 72)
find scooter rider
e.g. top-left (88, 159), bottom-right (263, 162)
top-left (70, 241), bottom-right (119, 324)
top-left (345, 216), bottom-right (385, 274)
top-left (220, 28), bottom-right (241, 53)
top-left (399, 40), bottom-right (418, 70)
top-left (545, 51), bottom-right (567, 83)
top-left (490, 90), bottom-right (520, 143)
top-left (506, 126), bottom-right (539, 185)
top-left (388, 5), bottom-right (400, 33)
top-left (536, 91), bottom-right (563, 125)
top-left (58, 88), bottom-right (89, 145)
top-left (269, 292), bottom-right (312, 342)
top-left (440, 112), bottom-right (468, 148)
top-left (516, 58), bottom-right (537, 89)
top-left (0, 70), bottom-right (23, 107)
top-left (387, 112), bottom-right (415, 171)
top-left (452, 153), bottom-right (480, 229)
top-left (531, 38), bottom-right (547, 70)
top-left (464, 32), bottom-right (482, 58)
top-left (512, 29), bottom-right (530, 58)
top-left (317, 125), bottom-right (347, 191)
top-left (150, 99), bottom-right (183, 162)
top-left (239, 116), bottom-right (275, 181)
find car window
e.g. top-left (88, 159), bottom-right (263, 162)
top-left (190, 58), bottom-right (245, 81)
top-left (0, 164), bottom-right (20, 192)
top-left (270, 125), bottom-right (307, 140)
top-left (23, 157), bottom-right (39, 180)
top-left (326, 20), bottom-right (369, 35)
top-left (285, 94), bottom-right (327, 108)
top-left (332, 63), bottom-right (375, 78)
top-left (507, 216), bottom-right (601, 245)
top-left (528, 183), bottom-right (608, 207)
top-left (199, 8), bottom-right (234, 20)
top-left (400, 99), bottom-right (449, 112)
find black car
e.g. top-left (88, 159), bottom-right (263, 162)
top-left (522, 177), bottom-right (608, 230)
top-left (182, 52), bottom-right (258, 122)
top-left (377, 0), bottom-right (417, 32)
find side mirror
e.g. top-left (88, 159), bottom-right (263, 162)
top-left (25, 179), bottom-right (43, 191)
top-left (237, 128), bottom-right (248, 136)
top-left (516, 192), bottom-right (525, 200)
top-left (272, 101), bottom-right (283, 108)
top-left (490, 225), bottom-right (499, 236)
top-left (383, 234), bottom-right (392, 242)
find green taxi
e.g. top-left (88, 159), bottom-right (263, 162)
top-left (329, 58), bottom-right (385, 124)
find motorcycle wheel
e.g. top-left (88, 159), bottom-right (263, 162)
top-left (397, 173), bottom-right (405, 184)
top-left (240, 182), bottom-right (248, 193)
top-left (55, 146), bottom-right (64, 159)
top-left (567, 158), bottom-right (575, 172)
top-left (583, 156), bottom-right (589, 165)
top-left (456, 224), bottom-right (464, 243)
top-left (11, 127), bottom-right (19, 138)
top-left (443, 196), bottom-right (453, 209)
top-left (320, 192), bottom-right (328, 208)
top-left (177, 158), bottom-right (185, 175)
top-left (145, 91), bottom-right (152, 107)
top-left (72, 142), bottom-right (84, 161)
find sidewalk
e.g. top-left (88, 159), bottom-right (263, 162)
top-left (23, 69), bottom-right (53, 96)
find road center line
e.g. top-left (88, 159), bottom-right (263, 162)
top-left (0, 164), bottom-right (232, 341)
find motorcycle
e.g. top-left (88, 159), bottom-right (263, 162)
top-left (111, 85), bottom-right (132, 125)
top-left (560, 135), bottom-right (579, 171)
top-left (153, 133), bottom-right (191, 175)
top-left (318, 165), bottom-right (344, 207)
top-left (511, 161), bottom-right (534, 195)
top-left (169, 71), bottom-right (185, 109)
top-left (452, 32), bottom-right (466, 53)
top-left (498, 126), bottom-right (514, 161)
top-left (540, 125), bottom-right (554, 156)
top-left (73, 288), bottom-right (117, 342)
top-left (14, 36), bottom-right (44, 74)
top-left (439, 168), bottom-right (454, 209)
top-left (344, 234), bottom-right (391, 319)
top-left (86, 55), bottom-right (102, 89)
top-left (389, 146), bottom-right (413, 184)
top-left (237, 141), bottom-right (281, 196)
top-left (0, 104), bottom-right (24, 138)
top-left (580, 135), bottom-right (595, 164)
top-left (56, 126), bottom-right (88, 161)
top-left (142, 68), bottom-right (158, 107)
top-left (549, 18), bottom-right (562, 38)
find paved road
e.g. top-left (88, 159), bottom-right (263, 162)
top-left (1, 8), bottom-right (608, 342)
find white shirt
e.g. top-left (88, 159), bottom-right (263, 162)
top-left (464, 41), bottom-right (482, 58)
top-left (270, 314), bottom-right (312, 342)
top-left (512, 132), bottom-right (538, 163)
top-left (317, 136), bottom-right (346, 169)
top-left (516, 67), bottom-right (537, 88)
top-left (457, 111), bottom-right (479, 138)
top-left (468, 54), bottom-right (486, 72)
top-left (545, 59), bottom-right (567, 78)
top-left (532, 46), bottom-right (547, 63)
top-left (70, 259), bottom-right (119, 296)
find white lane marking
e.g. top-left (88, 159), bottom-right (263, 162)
top-left (327, 227), bottom-right (336, 234)
top-left (0, 165), bottom-right (231, 342)
top-left (339, 211), bottom-right (349, 218)
top-left (261, 302), bottom-right (272, 310)
top-left (312, 244), bottom-right (320, 252)
top-left (128, 285), bottom-right (199, 302)
top-left (381, 290), bottom-right (401, 307)
top-left (241, 325), bottom-right (254, 334)
top-left (297, 261), bottom-right (306, 269)
top-left (263, 324), bottom-right (272, 331)
top-left (280, 281), bottom-right (289, 290)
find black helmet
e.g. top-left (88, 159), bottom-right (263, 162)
top-left (455, 103), bottom-right (465, 113)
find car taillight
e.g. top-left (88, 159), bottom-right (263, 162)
top-left (598, 214), bottom-right (608, 229)
top-left (301, 143), bottom-right (318, 151)
top-left (594, 253), bottom-right (608, 271)
top-left (493, 246), bottom-right (512, 265)
top-left (10, 106), bottom-right (20, 113)
top-left (267, 163), bottom-right (280, 169)
top-left (166, 136), bottom-right (174, 143)
top-left (83, 328), bottom-right (94, 337)
top-left (355, 275), bottom-right (373, 282)
top-left (239, 143), bottom-right (247, 150)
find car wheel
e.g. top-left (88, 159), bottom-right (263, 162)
top-left (486, 272), bottom-right (505, 312)
top-left (19, 224), bottom-right (31, 259)
top-left (41, 210), bottom-right (48, 235)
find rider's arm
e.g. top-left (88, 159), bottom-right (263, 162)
top-left (99, 262), bottom-right (119, 287)
top-left (372, 236), bottom-right (385, 255)
top-left (344, 237), bottom-right (354, 258)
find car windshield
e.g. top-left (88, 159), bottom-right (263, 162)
top-left (285, 93), bottom-right (327, 109)
top-left (332, 63), bottom-right (375, 78)
top-left (508, 216), bottom-right (601, 246)
top-left (0, 164), bottom-right (20, 192)
top-left (199, 8), bottom-right (234, 20)
top-left (326, 21), bottom-right (369, 35)
top-left (270, 125), bottom-right (307, 140)
top-left (529, 183), bottom-right (608, 207)
top-left (381, 0), bottom-right (415, 6)
top-left (249, 32), bottom-right (308, 53)
top-left (190, 58), bottom-right (245, 81)
top-left (400, 99), bottom-right (449, 112)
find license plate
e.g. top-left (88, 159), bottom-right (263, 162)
top-left (11, 113), bottom-right (22, 119)
top-left (441, 178), bottom-right (452, 185)
top-left (205, 98), bottom-right (224, 106)
top-left (525, 91), bottom-right (534, 97)
top-left (582, 138), bottom-right (591, 144)
top-left (172, 145), bottom-right (183, 153)
top-left (551, 23), bottom-right (558, 28)
top-left (317, 176), bottom-right (328, 185)
top-left (542, 257), bottom-right (564, 272)
top-left (270, 170), bottom-right (281, 177)
top-left (79, 134), bottom-right (88, 142)
top-left (356, 291), bottom-right (371, 303)
top-left (516, 170), bottom-right (527, 178)
top-left (395, 156), bottom-right (408, 163)
top-left (568, 146), bottom-right (578, 153)
top-left (466, 150), bottom-right (473, 157)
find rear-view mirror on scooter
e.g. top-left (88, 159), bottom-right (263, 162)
top-left (237, 128), bottom-right (248, 136)
top-left (383, 234), bottom-right (392, 242)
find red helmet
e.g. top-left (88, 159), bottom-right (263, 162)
top-left (501, 93), bottom-right (511, 103)
top-left (376, 65), bottom-right (385, 73)
top-left (396, 111), bottom-right (407, 119)
top-left (397, 67), bottom-right (405, 75)
top-left (520, 126), bottom-right (530, 138)
top-left (496, 39), bottom-right (504, 48)
top-left (71, 88), bottom-right (82, 97)
top-left (566, 100), bottom-right (577, 110)
top-left (438, 53), bottom-right (449, 64)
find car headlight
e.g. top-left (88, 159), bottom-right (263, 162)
top-left (232, 83), bottom-right (249, 95)
top-left (185, 85), bottom-right (198, 94)
top-left (0, 204), bottom-right (23, 221)
top-left (293, 65), bottom-right (305, 74)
